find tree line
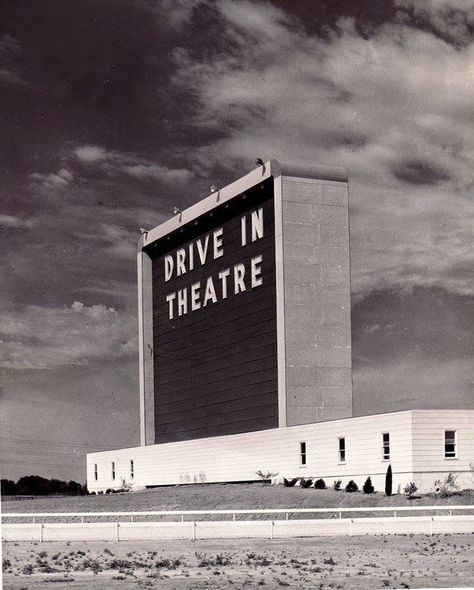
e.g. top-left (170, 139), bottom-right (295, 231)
top-left (1, 475), bottom-right (87, 496)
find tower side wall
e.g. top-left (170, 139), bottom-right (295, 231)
top-left (282, 176), bottom-right (352, 426)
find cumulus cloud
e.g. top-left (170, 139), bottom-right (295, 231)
top-left (172, 0), bottom-right (474, 295)
top-left (0, 301), bottom-right (137, 369)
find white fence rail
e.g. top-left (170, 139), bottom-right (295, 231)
top-left (2, 505), bottom-right (474, 523)
top-left (2, 506), bottom-right (474, 542)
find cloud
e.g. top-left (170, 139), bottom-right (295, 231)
top-left (30, 168), bottom-right (73, 191)
top-left (172, 0), bottom-right (474, 295)
top-left (73, 144), bottom-right (193, 184)
top-left (0, 215), bottom-right (34, 229)
top-left (74, 145), bottom-right (110, 163)
top-left (395, 0), bottom-right (474, 44)
top-left (0, 301), bottom-right (137, 369)
top-left (352, 285), bottom-right (473, 414)
top-left (0, 34), bottom-right (30, 88)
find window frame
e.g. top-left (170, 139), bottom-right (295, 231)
top-left (94, 463), bottom-right (98, 481)
top-left (382, 432), bottom-right (390, 461)
top-left (111, 461), bottom-right (116, 480)
top-left (338, 437), bottom-right (346, 464)
top-left (130, 459), bottom-right (135, 479)
top-left (299, 441), bottom-right (307, 467)
top-left (444, 429), bottom-right (457, 459)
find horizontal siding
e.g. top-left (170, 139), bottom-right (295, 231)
top-left (87, 411), bottom-right (414, 492)
top-left (411, 410), bottom-right (474, 474)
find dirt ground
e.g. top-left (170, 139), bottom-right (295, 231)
top-left (3, 533), bottom-right (473, 589)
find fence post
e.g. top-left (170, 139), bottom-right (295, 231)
top-left (286, 513), bottom-right (289, 521)
top-left (32, 516), bottom-right (35, 524)
top-left (192, 521), bottom-right (196, 541)
top-left (130, 515), bottom-right (134, 523)
top-left (394, 510), bottom-right (397, 518)
top-left (39, 523), bottom-right (44, 543)
top-left (270, 520), bottom-right (274, 540)
top-left (349, 519), bottom-right (353, 537)
top-left (181, 514), bottom-right (184, 523)
top-left (339, 511), bottom-right (342, 519)
top-left (116, 522), bottom-right (120, 542)
top-left (233, 513), bottom-right (236, 522)
top-left (449, 509), bottom-right (452, 517)
top-left (81, 517), bottom-right (84, 524)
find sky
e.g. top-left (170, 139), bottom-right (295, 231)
top-left (0, 0), bottom-right (473, 483)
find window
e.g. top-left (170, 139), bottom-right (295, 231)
top-left (444, 430), bottom-right (457, 458)
top-left (338, 437), bottom-right (346, 463)
top-left (130, 460), bottom-right (134, 479)
top-left (382, 433), bottom-right (390, 460)
top-left (111, 461), bottom-right (116, 480)
top-left (94, 464), bottom-right (98, 481)
top-left (300, 442), bottom-right (307, 466)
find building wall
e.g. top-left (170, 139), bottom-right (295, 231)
top-left (411, 410), bottom-right (474, 491)
top-left (88, 410), bottom-right (427, 493)
top-left (282, 175), bottom-right (352, 426)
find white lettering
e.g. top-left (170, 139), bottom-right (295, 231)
top-left (203, 277), bottom-right (217, 306)
top-left (176, 248), bottom-right (186, 276)
top-left (218, 268), bottom-right (230, 299)
top-left (213, 228), bottom-right (224, 259)
top-left (234, 263), bottom-right (246, 294)
top-left (166, 292), bottom-right (176, 319)
top-left (177, 288), bottom-right (187, 316)
top-left (164, 255), bottom-right (174, 282)
top-left (191, 282), bottom-right (201, 311)
top-left (251, 207), bottom-right (264, 242)
top-left (196, 235), bottom-right (210, 265)
top-left (251, 255), bottom-right (263, 287)
top-left (240, 215), bottom-right (247, 246)
top-left (188, 242), bottom-right (194, 271)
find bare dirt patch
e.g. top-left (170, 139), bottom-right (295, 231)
top-left (3, 533), bottom-right (473, 589)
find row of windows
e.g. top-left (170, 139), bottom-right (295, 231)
top-left (92, 431), bottom-right (459, 480)
top-left (299, 430), bottom-right (458, 466)
top-left (93, 460), bottom-right (134, 481)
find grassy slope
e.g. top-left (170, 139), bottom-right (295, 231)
top-left (2, 484), bottom-right (474, 513)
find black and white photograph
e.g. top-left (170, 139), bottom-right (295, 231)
top-left (1, 1), bottom-right (473, 589)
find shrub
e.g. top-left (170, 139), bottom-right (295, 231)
top-left (283, 478), bottom-right (299, 487)
top-left (434, 473), bottom-right (460, 497)
top-left (105, 489), bottom-right (112, 494)
top-left (385, 465), bottom-right (392, 497)
top-left (363, 477), bottom-right (375, 494)
top-left (403, 482), bottom-right (418, 497)
top-left (300, 478), bottom-right (313, 488)
top-left (345, 480), bottom-right (358, 493)
top-left (333, 479), bottom-right (342, 491)
top-left (314, 478), bottom-right (326, 489)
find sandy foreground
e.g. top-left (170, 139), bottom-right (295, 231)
top-left (2, 533), bottom-right (473, 589)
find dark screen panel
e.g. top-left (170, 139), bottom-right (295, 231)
top-left (148, 177), bottom-right (278, 444)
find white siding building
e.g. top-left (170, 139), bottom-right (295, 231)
top-left (87, 409), bottom-right (474, 494)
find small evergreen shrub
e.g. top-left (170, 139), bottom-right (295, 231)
top-left (403, 482), bottom-right (418, 497)
top-left (300, 478), bottom-right (313, 488)
top-left (363, 477), bottom-right (375, 494)
top-left (283, 478), bottom-right (299, 487)
top-left (333, 479), bottom-right (342, 491)
top-left (314, 479), bottom-right (326, 489)
top-left (345, 480), bottom-right (358, 493)
top-left (385, 465), bottom-right (392, 497)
